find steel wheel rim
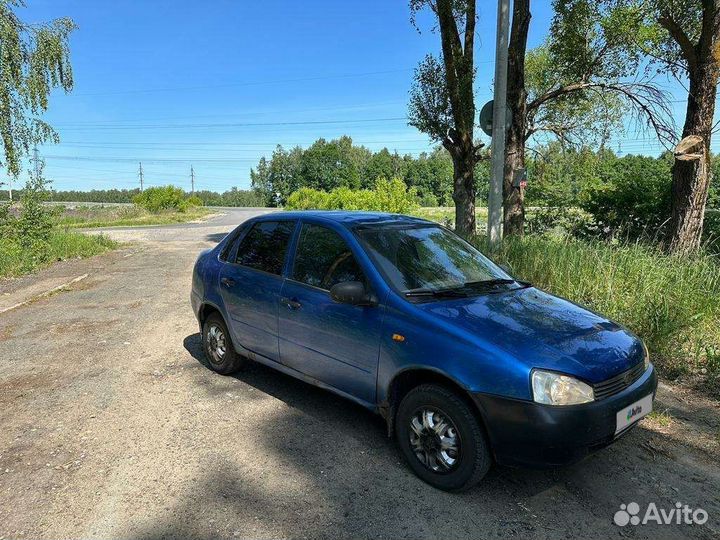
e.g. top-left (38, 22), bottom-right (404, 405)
top-left (207, 324), bottom-right (226, 364)
top-left (408, 407), bottom-right (461, 473)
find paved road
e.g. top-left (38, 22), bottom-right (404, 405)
top-left (0, 209), bottom-right (718, 539)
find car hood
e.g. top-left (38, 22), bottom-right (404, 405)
top-left (416, 286), bottom-right (644, 384)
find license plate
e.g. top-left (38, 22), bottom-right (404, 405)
top-left (616, 394), bottom-right (653, 434)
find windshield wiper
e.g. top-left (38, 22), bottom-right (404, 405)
top-left (404, 279), bottom-right (529, 299)
top-left (404, 287), bottom-right (469, 298)
top-left (463, 278), bottom-right (517, 288)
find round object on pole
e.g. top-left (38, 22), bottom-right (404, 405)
top-left (479, 100), bottom-right (494, 136)
top-left (479, 100), bottom-right (512, 137)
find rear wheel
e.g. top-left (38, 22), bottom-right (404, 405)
top-left (202, 313), bottom-right (245, 374)
top-left (395, 384), bottom-right (491, 491)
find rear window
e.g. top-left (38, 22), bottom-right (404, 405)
top-left (235, 220), bottom-right (295, 275)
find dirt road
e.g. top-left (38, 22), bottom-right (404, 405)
top-left (1, 209), bottom-right (718, 539)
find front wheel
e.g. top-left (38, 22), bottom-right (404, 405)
top-left (395, 384), bottom-right (491, 491)
top-left (202, 313), bottom-right (245, 374)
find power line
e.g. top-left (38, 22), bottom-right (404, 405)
top-left (52, 116), bottom-right (409, 131)
top-left (67, 62), bottom-right (496, 98)
top-left (44, 155), bottom-right (260, 163)
top-left (71, 68), bottom-right (416, 97)
top-left (49, 138), bottom-right (434, 147)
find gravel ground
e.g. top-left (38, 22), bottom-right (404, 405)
top-left (0, 208), bottom-right (718, 540)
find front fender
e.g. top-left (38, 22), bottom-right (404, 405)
top-left (376, 295), bottom-right (532, 404)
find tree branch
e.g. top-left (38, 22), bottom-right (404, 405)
top-left (464, 0), bottom-right (476, 62)
top-left (525, 80), bottom-right (675, 150)
top-left (436, 0), bottom-right (466, 131)
top-left (526, 82), bottom-right (592, 113)
top-left (698, 0), bottom-right (719, 62)
top-left (658, 12), bottom-right (698, 73)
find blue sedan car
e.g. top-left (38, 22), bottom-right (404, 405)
top-left (191, 211), bottom-right (657, 491)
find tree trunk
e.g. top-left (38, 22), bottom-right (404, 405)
top-left (668, 61), bottom-right (718, 254)
top-left (451, 142), bottom-right (476, 236)
top-left (503, 0), bottom-right (530, 236)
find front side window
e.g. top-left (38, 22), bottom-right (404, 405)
top-left (356, 224), bottom-right (513, 297)
top-left (292, 224), bottom-right (365, 290)
top-left (235, 220), bottom-right (295, 275)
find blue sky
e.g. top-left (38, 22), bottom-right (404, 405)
top-left (12, 0), bottom-right (695, 193)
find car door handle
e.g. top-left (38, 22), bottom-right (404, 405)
top-left (281, 297), bottom-right (302, 310)
top-left (220, 277), bottom-right (236, 287)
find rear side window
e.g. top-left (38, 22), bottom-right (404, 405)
top-left (292, 224), bottom-right (365, 290)
top-left (220, 224), bottom-right (249, 261)
top-left (235, 220), bottom-right (295, 275)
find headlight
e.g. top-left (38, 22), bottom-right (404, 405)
top-left (643, 342), bottom-right (650, 370)
top-left (531, 369), bottom-right (594, 405)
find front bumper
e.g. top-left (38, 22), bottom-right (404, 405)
top-left (472, 365), bottom-right (658, 467)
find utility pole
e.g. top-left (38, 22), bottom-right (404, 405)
top-left (32, 145), bottom-right (40, 178)
top-left (138, 162), bottom-right (144, 192)
top-left (190, 165), bottom-right (195, 195)
top-left (488, 0), bottom-right (510, 250)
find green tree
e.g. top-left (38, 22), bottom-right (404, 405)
top-left (362, 148), bottom-right (406, 188)
top-left (299, 136), bottom-right (364, 192)
top-left (502, 0), bottom-right (673, 236)
top-left (250, 145), bottom-right (304, 206)
top-left (0, 1), bottom-right (76, 177)
top-left (525, 143), bottom-right (603, 207)
top-left (634, 0), bottom-right (720, 253)
top-left (403, 148), bottom-right (454, 205)
top-left (250, 136), bottom-right (458, 207)
top-left (407, 0), bottom-right (482, 236)
top-left (581, 153), bottom-right (673, 238)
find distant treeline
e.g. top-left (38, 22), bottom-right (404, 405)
top-left (0, 186), bottom-right (265, 207)
top-left (249, 136), bottom-right (720, 211)
top-left (2, 136), bottom-right (718, 215)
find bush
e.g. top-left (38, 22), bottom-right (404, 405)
top-left (581, 154), bottom-right (672, 240)
top-left (0, 172), bottom-right (55, 268)
top-left (185, 195), bottom-right (204, 208)
top-left (418, 192), bottom-right (439, 207)
top-left (703, 210), bottom-right (720, 254)
top-left (285, 187), bottom-right (331, 210)
top-left (526, 207), bottom-right (595, 237)
top-left (133, 186), bottom-right (192, 213)
top-left (0, 230), bottom-right (117, 277)
top-left (476, 234), bottom-right (720, 384)
top-left (285, 178), bottom-right (419, 213)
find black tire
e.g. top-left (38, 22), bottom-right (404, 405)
top-left (202, 312), bottom-right (245, 375)
top-left (395, 384), bottom-right (491, 492)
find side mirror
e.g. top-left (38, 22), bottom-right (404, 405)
top-left (330, 281), bottom-right (375, 306)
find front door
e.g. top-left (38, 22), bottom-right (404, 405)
top-left (278, 223), bottom-right (382, 404)
top-left (220, 219), bottom-right (295, 362)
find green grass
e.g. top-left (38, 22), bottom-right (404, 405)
top-left (0, 231), bottom-right (118, 278)
top-left (412, 206), bottom-right (488, 230)
top-left (475, 234), bottom-right (720, 387)
top-left (647, 409), bottom-right (673, 427)
top-left (53, 205), bottom-right (212, 228)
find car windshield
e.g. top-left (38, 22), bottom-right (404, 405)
top-left (355, 224), bottom-right (514, 297)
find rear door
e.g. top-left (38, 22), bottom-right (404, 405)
top-left (219, 219), bottom-right (296, 362)
top-left (278, 222), bottom-right (383, 404)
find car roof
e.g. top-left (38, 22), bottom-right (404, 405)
top-left (258, 210), bottom-right (433, 227)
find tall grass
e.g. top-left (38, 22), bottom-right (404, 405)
top-left (476, 234), bottom-right (720, 386)
top-left (0, 231), bottom-right (117, 278)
